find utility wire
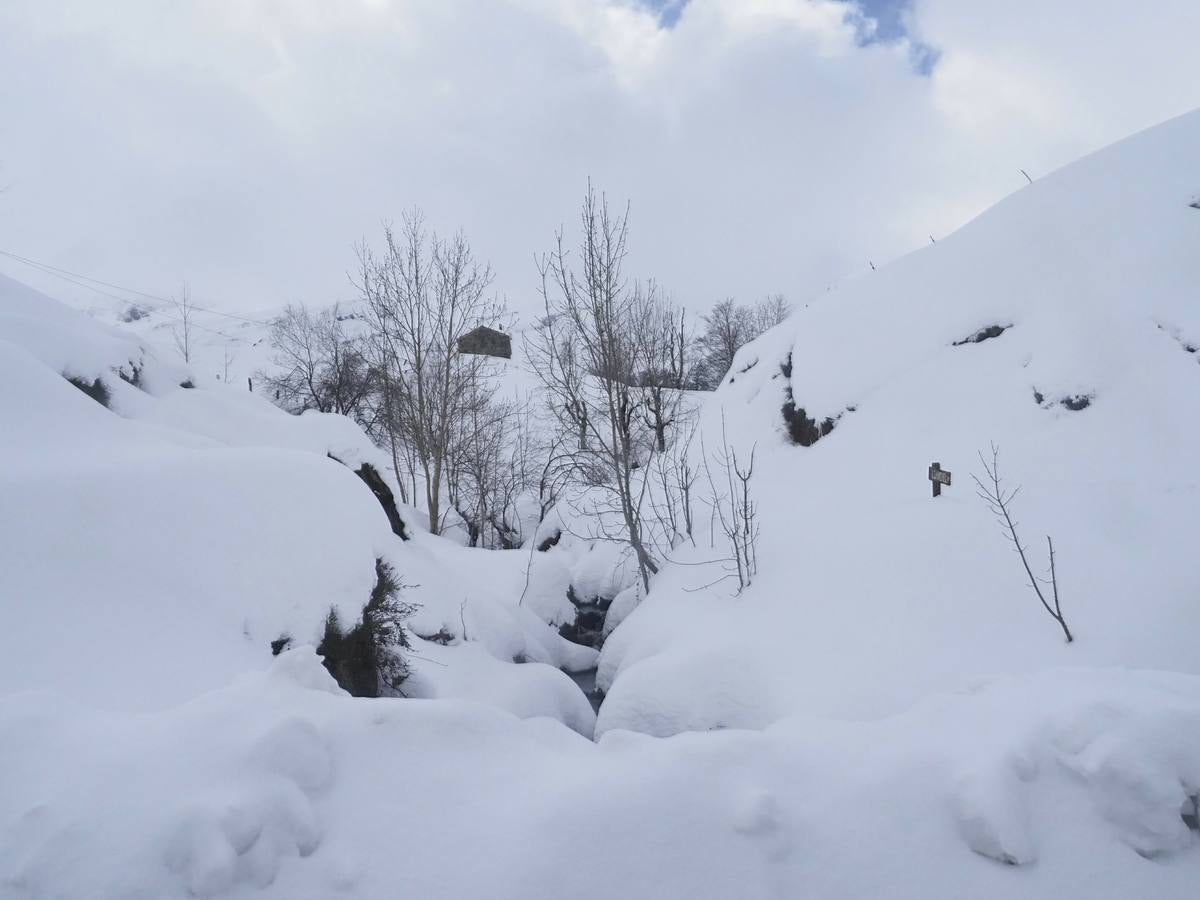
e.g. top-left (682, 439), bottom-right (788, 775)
top-left (0, 247), bottom-right (273, 326)
top-left (0, 250), bottom-right (254, 343)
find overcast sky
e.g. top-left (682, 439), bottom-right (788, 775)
top-left (2, 0), bottom-right (1199, 321)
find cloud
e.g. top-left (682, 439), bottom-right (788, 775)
top-left (0, 0), bottom-right (1197, 321)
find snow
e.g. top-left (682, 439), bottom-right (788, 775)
top-left (3, 108), bottom-right (1200, 897)
top-left (595, 107), bottom-right (1200, 736)
top-left (0, 274), bottom-right (589, 718)
top-left (2, 649), bottom-right (1198, 898)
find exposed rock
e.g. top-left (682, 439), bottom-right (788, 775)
top-left (65, 375), bottom-right (111, 408)
top-left (328, 455), bottom-right (409, 541)
top-left (953, 323), bottom-right (1011, 346)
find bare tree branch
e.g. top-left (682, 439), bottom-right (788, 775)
top-left (972, 442), bottom-right (1073, 643)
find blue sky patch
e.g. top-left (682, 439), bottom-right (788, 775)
top-left (640, 0), bottom-right (937, 74)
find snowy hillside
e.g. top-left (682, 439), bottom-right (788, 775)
top-left (0, 274), bottom-right (594, 725)
top-left (2, 108), bottom-right (1200, 899)
top-left (596, 106), bottom-right (1200, 734)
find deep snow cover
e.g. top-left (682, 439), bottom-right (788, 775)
top-left (595, 106), bottom-right (1200, 735)
top-left (2, 109), bottom-right (1200, 898)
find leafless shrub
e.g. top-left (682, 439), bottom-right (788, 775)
top-left (650, 418), bottom-right (699, 550)
top-left (700, 411), bottom-right (759, 593)
top-left (972, 442), bottom-right (1073, 643)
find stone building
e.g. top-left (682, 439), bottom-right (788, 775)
top-left (456, 325), bottom-right (512, 359)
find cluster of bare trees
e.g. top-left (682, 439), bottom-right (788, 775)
top-left (260, 211), bottom-right (542, 548)
top-left (691, 294), bottom-right (792, 389)
top-left (446, 395), bottom-right (539, 549)
top-left (259, 189), bottom-right (765, 591)
top-left (525, 184), bottom-right (699, 592)
top-left (260, 302), bottom-right (379, 426)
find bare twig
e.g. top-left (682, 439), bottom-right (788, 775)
top-left (972, 443), bottom-right (1073, 643)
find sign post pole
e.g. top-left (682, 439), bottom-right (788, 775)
top-left (928, 462), bottom-right (952, 498)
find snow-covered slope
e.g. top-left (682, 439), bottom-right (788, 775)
top-left (597, 107), bottom-right (1200, 733)
top-left (0, 274), bottom-right (594, 727)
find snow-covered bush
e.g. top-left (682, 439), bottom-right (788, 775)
top-left (318, 558), bottom-right (416, 697)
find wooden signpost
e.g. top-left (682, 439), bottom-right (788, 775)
top-left (928, 462), bottom-right (951, 498)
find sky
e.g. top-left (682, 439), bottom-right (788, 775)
top-left (1, 0), bottom-right (1199, 323)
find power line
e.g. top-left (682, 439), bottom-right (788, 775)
top-left (0, 250), bottom-right (259, 345)
top-left (0, 247), bottom-right (274, 326)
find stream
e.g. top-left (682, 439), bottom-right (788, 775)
top-left (569, 668), bottom-right (603, 714)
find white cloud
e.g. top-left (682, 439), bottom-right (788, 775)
top-left (0, 0), bottom-right (1197, 320)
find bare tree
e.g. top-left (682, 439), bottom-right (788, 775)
top-left (259, 302), bottom-right (379, 428)
top-left (752, 293), bottom-right (791, 334)
top-left (525, 182), bottom-right (662, 592)
top-left (357, 211), bottom-right (503, 535)
top-left (701, 412), bottom-right (758, 593)
top-left (172, 281), bottom-right (195, 364)
top-left (636, 294), bottom-right (691, 452)
top-left (693, 298), bottom-right (746, 390)
top-left (447, 391), bottom-right (535, 549)
top-left (972, 443), bottom-right (1073, 643)
top-left (692, 294), bottom-right (792, 390)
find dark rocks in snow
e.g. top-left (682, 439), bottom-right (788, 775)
top-left (781, 399), bottom-right (838, 446)
top-left (1033, 387), bottom-right (1094, 411)
top-left (353, 462), bottom-right (409, 541)
top-left (328, 455), bottom-right (409, 541)
top-left (120, 304), bottom-right (150, 323)
top-left (118, 363), bottom-right (143, 390)
top-left (270, 635), bottom-right (293, 656)
top-left (1182, 794), bottom-right (1200, 831)
top-left (778, 352), bottom-right (847, 446)
top-left (536, 529), bottom-right (562, 552)
top-left (1156, 322), bottom-right (1199, 356)
top-left (66, 375), bottom-right (111, 408)
top-left (179, 379), bottom-right (195, 389)
top-left (414, 627), bottom-right (454, 645)
top-left (952, 323), bottom-right (1011, 346)
top-left (560, 586), bottom-right (611, 649)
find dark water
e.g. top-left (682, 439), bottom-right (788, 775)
top-left (569, 668), bottom-right (603, 714)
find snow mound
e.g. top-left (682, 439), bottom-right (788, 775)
top-left (1, 652), bottom-right (1197, 898)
